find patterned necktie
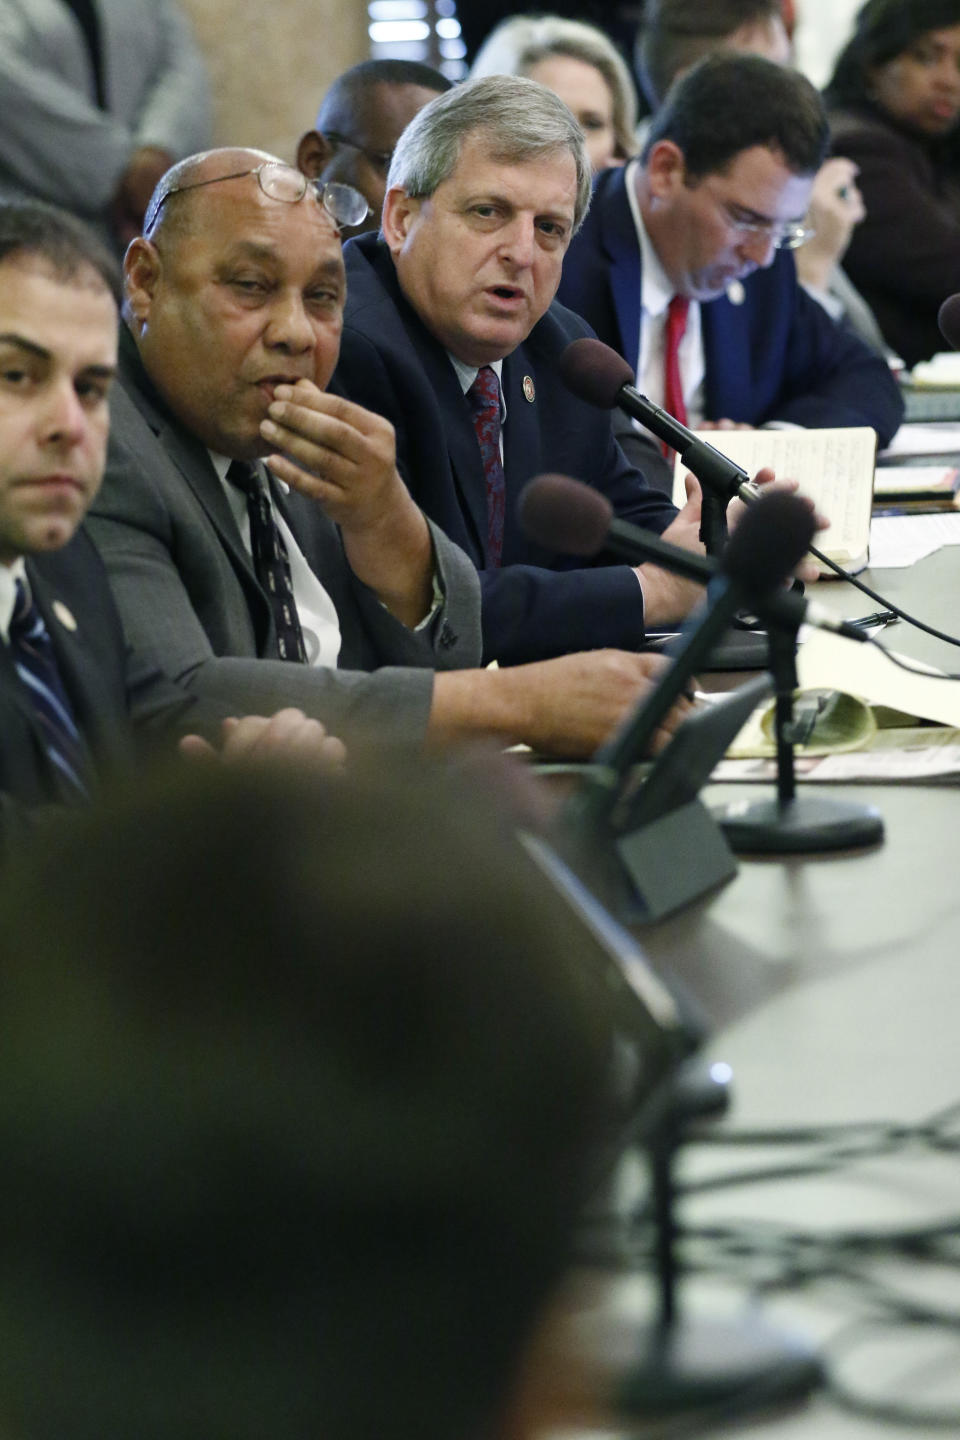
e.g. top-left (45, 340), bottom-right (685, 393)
top-left (467, 365), bottom-right (506, 568)
top-left (227, 460), bottom-right (307, 664)
top-left (8, 578), bottom-right (89, 800)
top-left (662, 294), bottom-right (690, 457)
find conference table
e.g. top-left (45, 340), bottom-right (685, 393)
top-left (561, 539), bottom-right (960, 1439)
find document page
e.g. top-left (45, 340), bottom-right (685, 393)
top-left (673, 426), bottom-right (876, 571)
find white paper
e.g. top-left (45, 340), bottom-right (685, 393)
top-left (879, 422), bottom-right (960, 458)
top-left (795, 627), bottom-right (960, 727)
top-left (868, 512), bottom-right (960, 568)
top-left (909, 353), bottom-right (960, 386)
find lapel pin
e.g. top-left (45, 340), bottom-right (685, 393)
top-left (726, 280), bottom-right (746, 307)
top-left (52, 600), bottom-right (78, 632)
top-left (522, 375), bottom-right (535, 403)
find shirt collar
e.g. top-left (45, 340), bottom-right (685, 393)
top-left (625, 158), bottom-right (681, 320)
top-left (0, 557), bottom-right (27, 643)
top-left (449, 354), bottom-right (505, 404)
top-left (210, 451), bottom-right (289, 495)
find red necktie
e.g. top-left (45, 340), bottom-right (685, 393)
top-left (662, 294), bottom-right (690, 456)
top-left (467, 365), bottom-right (506, 568)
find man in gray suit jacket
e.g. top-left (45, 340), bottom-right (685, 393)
top-left (0, 0), bottom-right (211, 249)
top-left (89, 147), bottom-right (681, 756)
top-left (0, 197), bottom-right (349, 837)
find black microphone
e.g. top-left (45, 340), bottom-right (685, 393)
top-left (517, 473), bottom-right (867, 642)
top-left (938, 292), bottom-right (960, 350)
top-left (532, 487), bottom-right (815, 829)
top-left (558, 337), bottom-right (762, 505)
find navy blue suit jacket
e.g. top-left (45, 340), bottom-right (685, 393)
top-left (558, 166), bottom-right (904, 446)
top-left (0, 529), bottom-right (219, 832)
top-left (336, 234), bottom-right (679, 666)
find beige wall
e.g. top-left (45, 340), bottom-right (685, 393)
top-left (179, 1), bottom-right (369, 161)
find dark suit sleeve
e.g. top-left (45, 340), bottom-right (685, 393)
top-left (759, 282), bottom-right (904, 446)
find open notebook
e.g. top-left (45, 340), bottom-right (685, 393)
top-left (672, 426), bottom-right (877, 575)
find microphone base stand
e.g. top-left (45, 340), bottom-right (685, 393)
top-left (714, 621), bottom-right (884, 854)
top-left (614, 1065), bottom-right (822, 1422)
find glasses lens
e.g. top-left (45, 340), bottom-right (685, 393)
top-left (779, 226), bottom-right (811, 250)
top-left (321, 182), bottom-right (370, 230)
top-left (260, 163), bottom-right (308, 204)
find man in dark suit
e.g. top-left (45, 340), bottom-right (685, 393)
top-left (0, 199), bottom-right (346, 829)
top-left (87, 146), bottom-right (682, 756)
top-left (557, 52), bottom-right (903, 490)
top-left (334, 74), bottom-right (790, 667)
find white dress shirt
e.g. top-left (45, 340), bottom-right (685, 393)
top-left (624, 163), bottom-right (799, 435)
top-left (450, 355), bottom-right (507, 453)
top-left (0, 557), bottom-right (26, 643)
top-left (624, 158), bottom-right (707, 426)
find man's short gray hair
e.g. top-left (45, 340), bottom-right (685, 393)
top-left (386, 75), bottom-right (592, 232)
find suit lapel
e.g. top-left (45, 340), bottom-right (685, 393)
top-left (701, 296), bottom-right (751, 421)
top-left (598, 169), bottom-right (644, 364)
top-left (364, 249), bottom-right (489, 562)
top-left (118, 326), bottom-right (258, 584)
top-left (399, 317), bottom-right (489, 563)
top-left (118, 328), bottom-right (274, 647)
top-left (501, 351), bottom-right (542, 562)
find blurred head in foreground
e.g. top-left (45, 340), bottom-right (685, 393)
top-left (0, 757), bottom-right (615, 1440)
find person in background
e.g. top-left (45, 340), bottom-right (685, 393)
top-left (635, 0), bottom-right (892, 357)
top-left (469, 14), bottom-right (638, 169)
top-left (296, 59), bottom-right (452, 239)
top-left (0, 755), bottom-right (622, 1440)
top-left (0, 0), bottom-right (210, 251)
top-left (825, 0), bottom-right (960, 367)
top-left (459, 0), bottom-right (639, 67)
top-left (559, 53), bottom-right (903, 490)
top-left (635, 0), bottom-right (791, 109)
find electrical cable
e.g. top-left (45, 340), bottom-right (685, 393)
top-left (607, 1095), bottom-right (960, 1430)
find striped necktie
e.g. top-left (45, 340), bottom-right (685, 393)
top-left (9, 578), bottom-right (89, 800)
top-left (228, 460), bottom-right (308, 664)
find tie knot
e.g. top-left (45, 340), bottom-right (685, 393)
top-left (468, 365), bottom-right (501, 416)
top-left (226, 459), bottom-right (262, 497)
top-left (10, 577), bottom-right (38, 639)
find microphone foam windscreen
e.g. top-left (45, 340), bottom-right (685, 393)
top-left (938, 292), bottom-right (960, 350)
top-left (518, 474), bottom-right (613, 556)
top-left (723, 491), bottom-right (816, 598)
top-left (558, 337), bottom-right (634, 409)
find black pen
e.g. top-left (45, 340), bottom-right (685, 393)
top-left (848, 609), bottom-right (898, 630)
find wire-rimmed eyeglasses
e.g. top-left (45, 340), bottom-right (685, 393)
top-left (147, 161), bottom-right (370, 233)
top-left (717, 197), bottom-right (814, 251)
